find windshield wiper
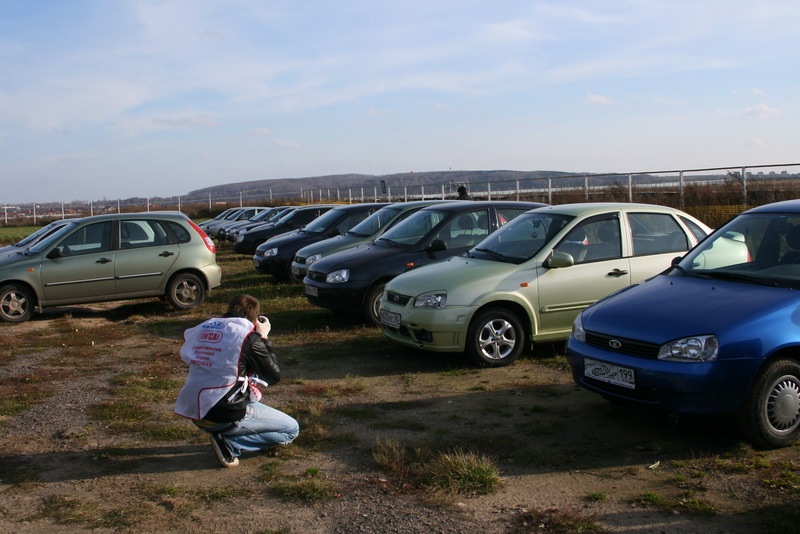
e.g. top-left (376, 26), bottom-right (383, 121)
top-left (702, 270), bottom-right (779, 287)
top-left (474, 247), bottom-right (509, 261)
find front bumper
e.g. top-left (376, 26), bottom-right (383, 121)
top-left (564, 336), bottom-right (758, 416)
top-left (379, 302), bottom-right (471, 352)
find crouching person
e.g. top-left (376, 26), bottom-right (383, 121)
top-left (174, 294), bottom-right (299, 467)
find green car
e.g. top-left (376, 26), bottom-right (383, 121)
top-left (290, 200), bottom-right (451, 281)
top-left (0, 211), bottom-right (222, 322)
top-left (379, 202), bottom-right (711, 367)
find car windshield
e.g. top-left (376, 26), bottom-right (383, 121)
top-left (677, 212), bottom-right (800, 289)
top-left (13, 220), bottom-right (70, 247)
top-left (302, 209), bottom-right (342, 234)
top-left (347, 206), bottom-right (402, 237)
top-left (27, 221), bottom-right (80, 254)
top-left (468, 212), bottom-right (574, 264)
top-left (376, 209), bottom-right (450, 246)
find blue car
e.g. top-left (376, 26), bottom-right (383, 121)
top-left (566, 199), bottom-right (800, 449)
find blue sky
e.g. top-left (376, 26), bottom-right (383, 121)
top-left (2, 1), bottom-right (798, 204)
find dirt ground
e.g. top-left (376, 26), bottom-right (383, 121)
top-left (1, 302), bottom-right (798, 533)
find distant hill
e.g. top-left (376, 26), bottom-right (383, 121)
top-left (185, 170), bottom-right (576, 202)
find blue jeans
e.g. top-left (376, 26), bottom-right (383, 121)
top-left (211, 402), bottom-right (299, 457)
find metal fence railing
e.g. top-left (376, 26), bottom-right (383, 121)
top-left (4, 162), bottom-right (800, 226)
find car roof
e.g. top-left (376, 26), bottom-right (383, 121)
top-left (417, 200), bottom-right (545, 212)
top-left (328, 202), bottom-right (389, 212)
top-left (526, 202), bottom-right (692, 217)
top-left (59, 211), bottom-right (190, 224)
top-left (744, 199), bottom-right (800, 214)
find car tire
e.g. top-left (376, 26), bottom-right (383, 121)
top-left (363, 282), bottom-right (386, 326)
top-left (738, 358), bottom-right (800, 449)
top-left (466, 307), bottom-right (525, 367)
top-left (0, 284), bottom-right (34, 323)
top-left (166, 273), bottom-right (206, 311)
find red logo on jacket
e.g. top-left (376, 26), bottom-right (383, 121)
top-left (199, 331), bottom-right (223, 343)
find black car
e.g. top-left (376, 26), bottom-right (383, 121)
top-left (302, 200), bottom-right (546, 324)
top-left (253, 203), bottom-right (388, 281)
top-left (233, 204), bottom-right (336, 255)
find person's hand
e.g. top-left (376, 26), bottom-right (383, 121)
top-left (255, 315), bottom-right (271, 339)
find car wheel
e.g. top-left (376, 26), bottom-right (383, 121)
top-left (738, 358), bottom-right (800, 449)
top-left (466, 307), bottom-right (525, 367)
top-left (0, 284), bottom-right (34, 323)
top-left (363, 282), bottom-right (386, 326)
top-left (166, 273), bottom-right (206, 310)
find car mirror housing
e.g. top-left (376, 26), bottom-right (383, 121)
top-left (546, 251), bottom-right (575, 269)
top-left (427, 239), bottom-right (447, 253)
top-left (46, 248), bottom-right (62, 260)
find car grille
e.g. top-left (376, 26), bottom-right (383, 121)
top-left (585, 331), bottom-right (660, 358)
top-left (385, 291), bottom-right (411, 306)
top-left (583, 377), bottom-right (661, 402)
top-left (306, 271), bottom-right (326, 283)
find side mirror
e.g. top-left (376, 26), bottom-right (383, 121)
top-left (427, 239), bottom-right (447, 253)
top-left (545, 251), bottom-right (575, 269)
top-left (329, 229), bottom-right (341, 237)
top-left (46, 248), bottom-right (62, 260)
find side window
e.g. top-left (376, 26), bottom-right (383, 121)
top-left (439, 210), bottom-right (488, 248)
top-left (496, 208), bottom-right (530, 227)
top-left (680, 216), bottom-right (709, 242)
top-left (167, 221), bottom-right (191, 244)
top-left (554, 217), bottom-right (621, 264)
top-left (119, 220), bottom-right (170, 249)
top-left (334, 212), bottom-right (370, 234)
top-left (628, 213), bottom-right (687, 256)
top-left (58, 222), bottom-right (112, 256)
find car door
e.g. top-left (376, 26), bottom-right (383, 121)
top-left (40, 221), bottom-right (117, 303)
top-left (625, 211), bottom-right (693, 281)
top-left (535, 214), bottom-right (631, 335)
top-left (114, 219), bottom-right (181, 294)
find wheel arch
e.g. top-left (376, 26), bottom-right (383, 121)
top-left (469, 299), bottom-right (535, 352)
top-left (165, 268), bottom-right (211, 293)
top-left (0, 279), bottom-right (42, 310)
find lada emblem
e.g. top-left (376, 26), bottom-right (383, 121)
top-left (608, 339), bottom-right (622, 349)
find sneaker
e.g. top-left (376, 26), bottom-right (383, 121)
top-left (208, 433), bottom-right (239, 468)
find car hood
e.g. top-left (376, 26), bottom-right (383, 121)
top-left (387, 256), bottom-right (515, 297)
top-left (582, 274), bottom-right (798, 343)
top-left (309, 242), bottom-right (401, 273)
top-left (297, 234), bottom-right (363, 257)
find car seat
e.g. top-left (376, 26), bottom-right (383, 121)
top-left (779, 226), bottom-right (800, 264)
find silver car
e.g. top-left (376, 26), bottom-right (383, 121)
top-left (0, 212), bottom-right (222, 322)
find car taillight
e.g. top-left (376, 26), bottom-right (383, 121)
top-left (189, 220), bottom-right (217, 253)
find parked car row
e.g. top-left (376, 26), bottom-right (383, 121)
top-left (6, 198), bottom-right (799, 449)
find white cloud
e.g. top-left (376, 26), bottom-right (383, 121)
top-left (277, 140), bottom-right (301, 149)
top-left (250, 128), bottom-right (272, 137)
top-left (586, 93), bottom-right (612, 106)
top-left (745, 103), bottom-right (779, 118)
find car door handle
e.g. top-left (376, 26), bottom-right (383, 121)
top-left (159, 251), bottom-right (175, 257)
top-left (607, 268), bottom-right (628, 277)
top-left (97, 258), bottom-right (112, 264)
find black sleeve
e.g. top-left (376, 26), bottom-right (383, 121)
top-left (242, 333), bottom-right (281, 385)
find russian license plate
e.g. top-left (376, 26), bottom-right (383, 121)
top-left (584, 358), bottom-right (635, 389)
top-left (380, 310), bottom-right (401, 329)
top-left (291, 265), bottom-right (300, 276)
top-left (304, 284), bottom-right (318, 297)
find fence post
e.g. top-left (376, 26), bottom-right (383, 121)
top-left (547, 177), bottom-right (552, 204)
top-left (584, 175), bottom-right (589, 201)
top-left (628, 174), bottom-right (633, 202)
top-left (742, 166), bottom-right (747, 206)
top-left (679, 171), bottom-right (685, 209)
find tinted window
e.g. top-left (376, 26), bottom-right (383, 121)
top-left (59, 222), bottom-right (112, 256)
top-left (628, 212), bottom-right (687, 256)
top-left (119, 220), bottom-right (172, 249)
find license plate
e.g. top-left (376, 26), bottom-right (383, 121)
top-left (291, 265), bottom-right (300, 276)
top-left (380, 310), bottom-right (401, 328)
top-left (252, 259), bottom-right (259, 269)
top-left (584, 358), bottom-right (635, 389)
top-left (304, 284), bottom-right (318, 297)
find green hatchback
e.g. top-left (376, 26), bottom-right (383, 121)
top-left (379, 203), bottom-right (711, 367)
top-left (0, 211), bottom-right (222, 322)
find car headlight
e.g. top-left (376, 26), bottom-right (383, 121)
top-left (263, 247), bottom-right (278, 257)
top-left (658, 335), bottom-right (718, 362)
top-left (306, 253), bottom-right (322, 265)
top-left (414, 292), bottom-right (447, 308)
top-left (571, 314), bottom-right (586, 342)
top-left (326, 269), bottom-right (350, 283)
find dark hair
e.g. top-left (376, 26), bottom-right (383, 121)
top-left (227, 294), bottom-right (260, 324)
